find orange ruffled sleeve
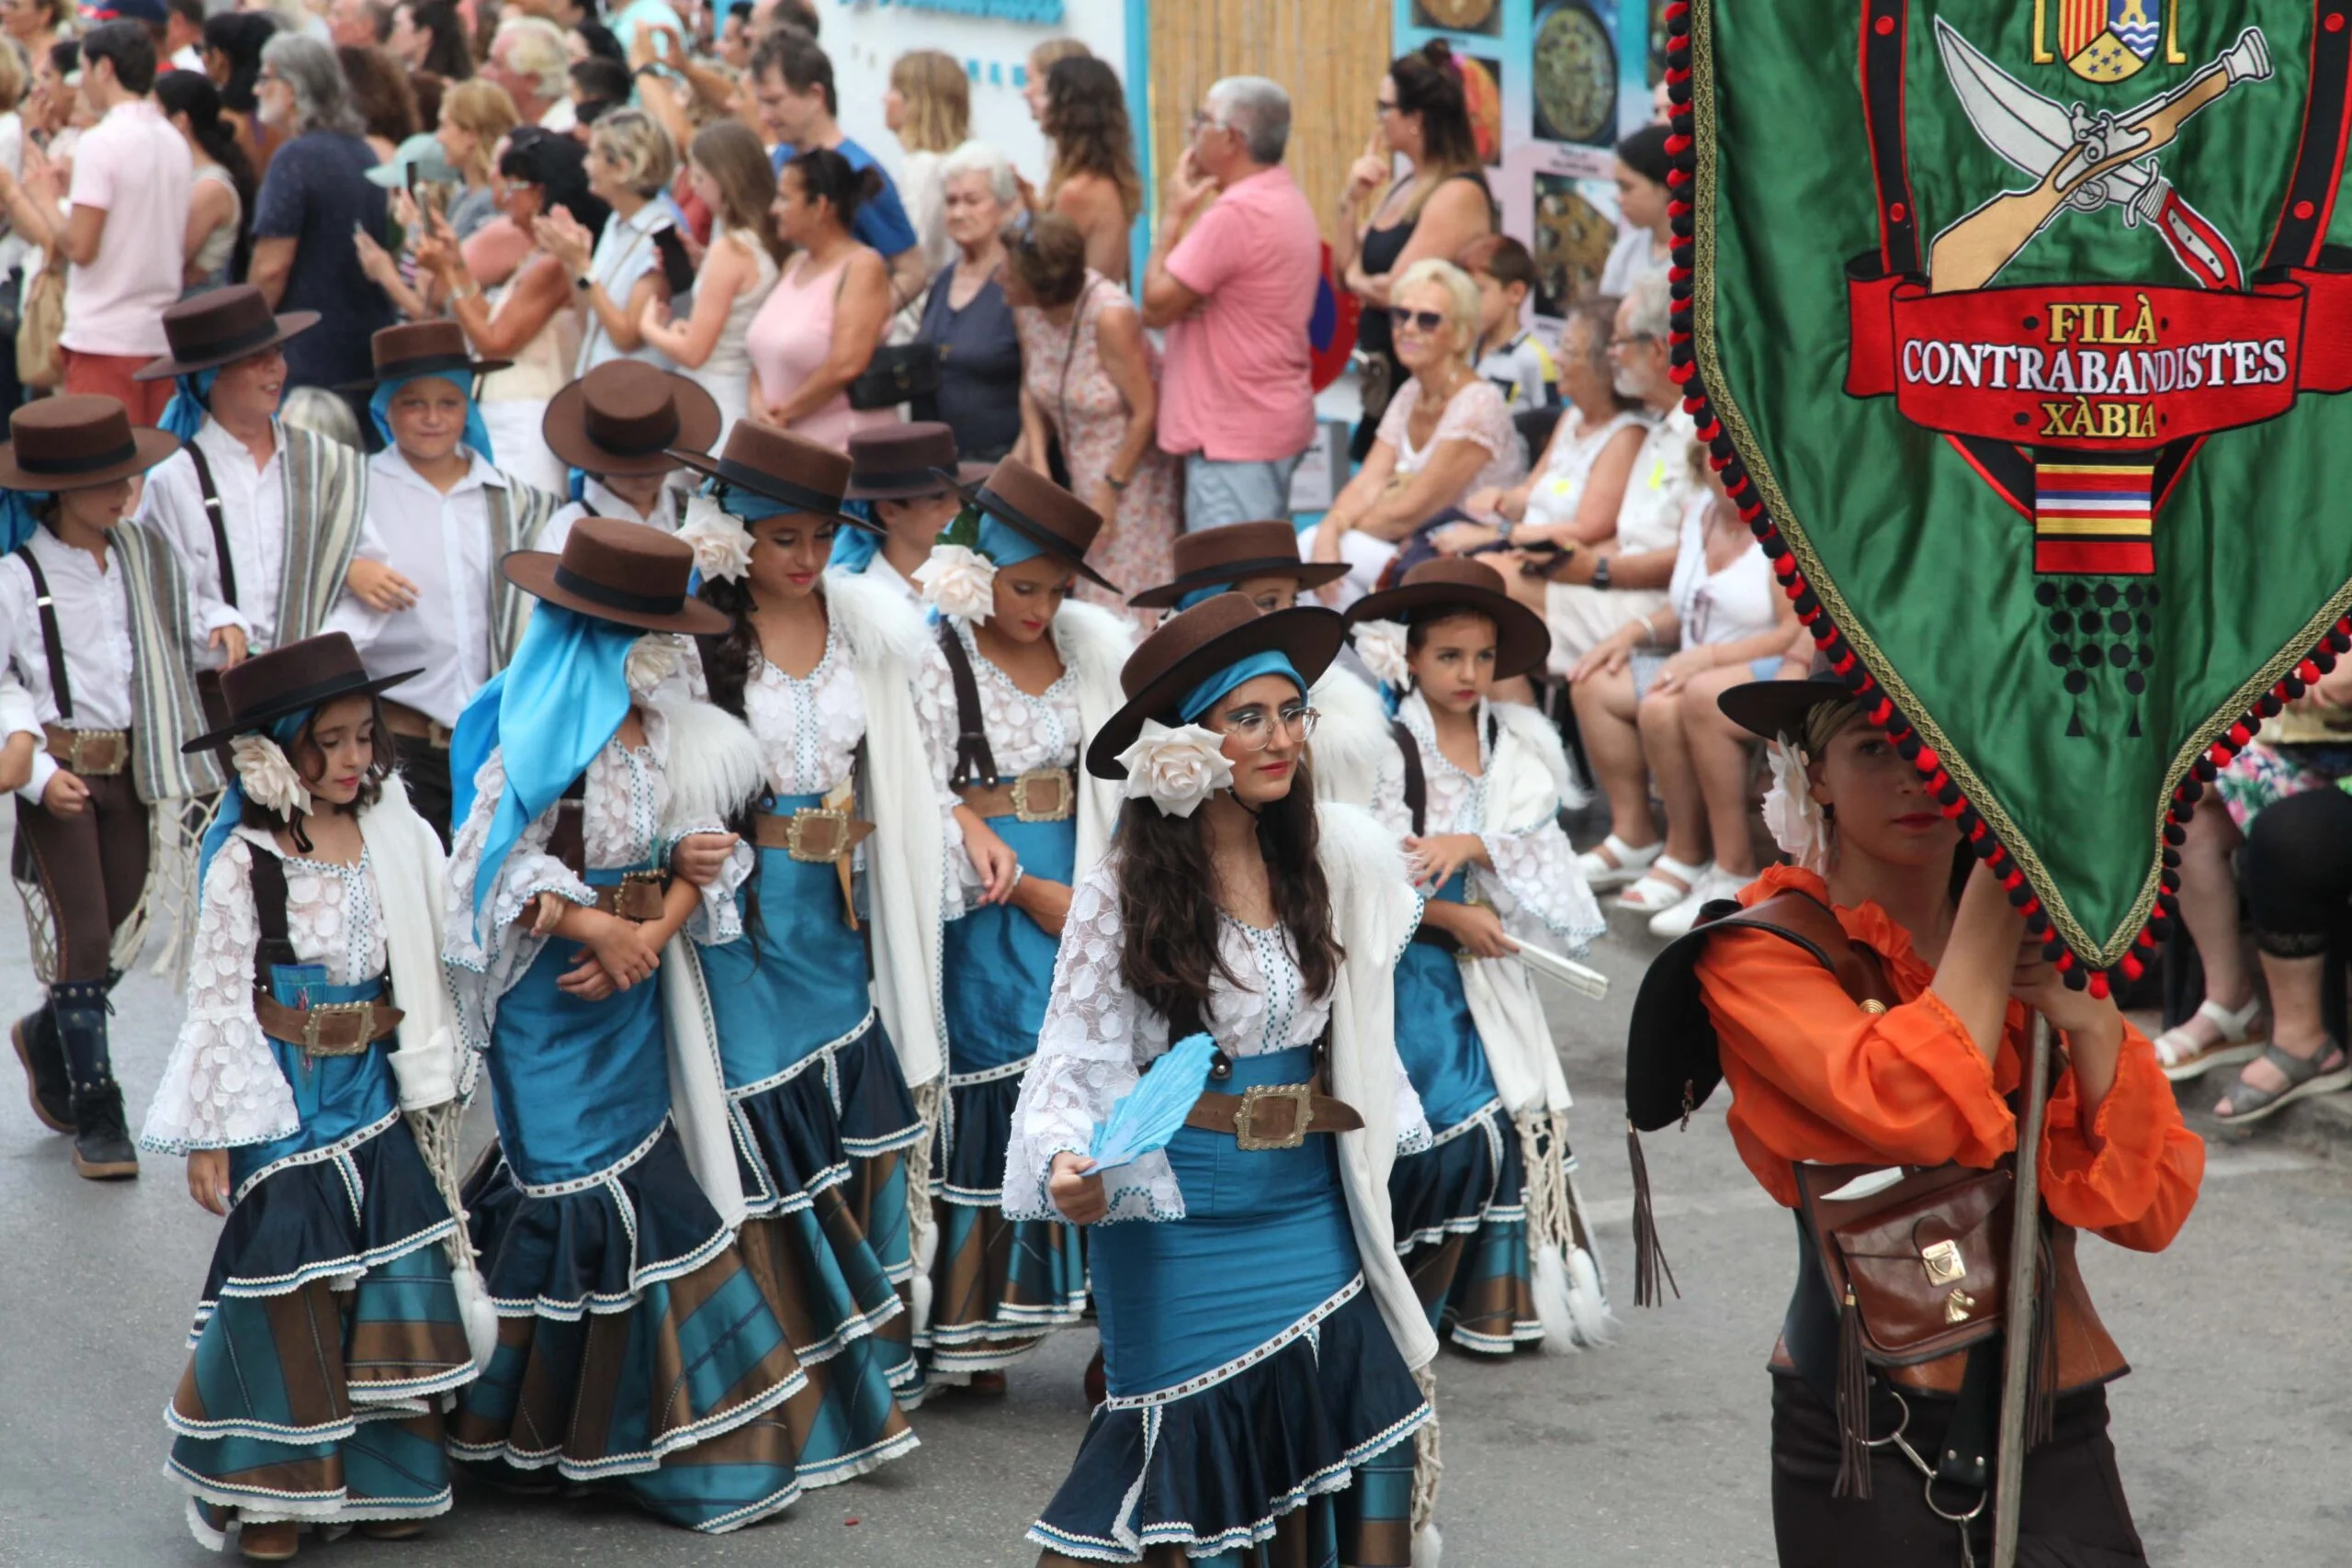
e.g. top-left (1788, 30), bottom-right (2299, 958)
top-left (2038, 1021), bottom-right (2204, 1253)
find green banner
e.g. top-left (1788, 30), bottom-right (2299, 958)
top-left (1682, 0), bottom-right (2352, 972)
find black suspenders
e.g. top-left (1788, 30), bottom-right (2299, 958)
top-left (183, 441), bottom-right (237, 609)
top-left (936, 620), bottom-right (1001, 790)
top-left (13, 546), bottom-right (72, 721)
top-left (1389, 710), bottom-right (1500, 837)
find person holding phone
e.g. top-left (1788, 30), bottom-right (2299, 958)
top-left (536, 106), bottom-right (682, 376)
top-left (636, 119), bottom-right (782, 446)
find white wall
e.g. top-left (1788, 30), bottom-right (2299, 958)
top-left (813, 0), bottom-right (1130, 195)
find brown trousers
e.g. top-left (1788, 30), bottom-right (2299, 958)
top-left (15, 771), bottom-right (150, 982)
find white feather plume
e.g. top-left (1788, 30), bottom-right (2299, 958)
top-left (653, 699), bottom-right (766, 834)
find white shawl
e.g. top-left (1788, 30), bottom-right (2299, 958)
top-left (1049, 598), bottom-right (1135, 882)
top-left (1308, 663), bottom-right (1390, 809)
top-left (824, 567), bottom-right (947, 1089)
top-left (364, 773), bottom-right (463, 1111)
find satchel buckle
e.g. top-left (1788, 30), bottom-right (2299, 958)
top-left (1920, 1238), bottom-right (1967, 1286)
top-left (1012, 767), bottom-right (1074, 823)
top-left (300, 1001), bottom-right (378, 1056)
top-left (785, 807), bottom-right (850, 863)
top-left (1233, 1084), bottom-right (1314, 1150)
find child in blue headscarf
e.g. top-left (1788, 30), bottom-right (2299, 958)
top-left (437, 514), bottom-right (812, 1533)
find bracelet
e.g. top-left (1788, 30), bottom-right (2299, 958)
top-left (1008, 863), bottom-right (1025, 893)
top-left (1104, 473), bottom-right (1128, 493)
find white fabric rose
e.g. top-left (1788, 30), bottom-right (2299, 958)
top-left (1760, 738), bottom-right (1831, 874)
top-left (625, 634), bottom-right (682, 700)
top-left (1115, 720), bottom-right (1235, 818)
top-left (1353, 618), bottom-right (1412, 693)
top-left (231, 734), bottom-right (312, 819)
top-left (916, 543), bottom-right (998, 624)
top-left (678, 494), bottom-right (752, 583)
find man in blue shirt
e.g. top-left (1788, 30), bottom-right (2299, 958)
top-left (750, 27), bottom-right (928, 317)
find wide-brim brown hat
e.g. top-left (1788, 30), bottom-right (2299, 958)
top-left (182, 632), bottom-right (420, 754)
top-left (844, 420), bottom-right (989, 502)
top-left (1717, 654), bottom-right (1853, 745)
top-left (500, 514), bottom-right (732, 636)
top-left (1345, 558), bottom-right (1551, 681)
top-left (543, 361), bottom-right (721, 477)
top-left (1085, 596), bottom-right (1348, 780)
top-left (1128, 520), bottom-right (1350, 610)
top-left (0, 395), bottom-right (180, 492)
top-left (134, 285), bottom-right (321, 382)
top-left (335, 319), bottom-right (511, 392)
top-left (669, 420), bottom-right (873, 533)
top-left (947, 454), bottom-right (1117, 591)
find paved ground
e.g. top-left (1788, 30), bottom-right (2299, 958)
top-left (0, 827), bottom-right (2345, 1566)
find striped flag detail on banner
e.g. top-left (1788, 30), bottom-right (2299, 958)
top-left (2034, 461), bottom-right (2154, 575)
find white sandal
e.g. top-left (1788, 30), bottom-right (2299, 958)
top-left (2151, 994), bottom-right (2267, 1083)
top-left (1618, 856), bottom-right (1712, 914)
top-left (1576, 833), bottom-right (1661, 892)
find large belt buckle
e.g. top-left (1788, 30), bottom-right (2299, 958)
top-left (1012, 767), bottom-right (1073, 823)
top-left (1233, 1084), bottom-right (1315, 1150)
top-left (300, 1001), bottom-right (377, 1056)
top-left (615, 868), bottom-right (667, 921)
top-left (786, 807), bottom-right (850, 863)
top-left (62, 728), bottom-right (125, 774)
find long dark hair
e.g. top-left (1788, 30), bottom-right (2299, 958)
top-left (155, 70), bottom-right (257, 279)
top-left (203, 12), bottom-right (274, 114)
top-left (409, 0), bottom-right (473, 81)
top-left (1041, 54), bottom-right (1140, 221)
top-left (1391, 39), bottom-right (1482, 179)
top-left (499, 126), bottom-right (611, 232)
top-left (1114, 762), bottom-right (1342, 1030)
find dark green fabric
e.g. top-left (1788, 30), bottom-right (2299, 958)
top-left (1697, 0), bottom-right (2352, 961)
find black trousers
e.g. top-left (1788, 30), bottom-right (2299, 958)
top-left (1770, 1373), bottom-right (2147, 1567)
top-left (393, 732), bottom-right (454, 850)
top-left (2243, 783), bottom-right (2352, 957)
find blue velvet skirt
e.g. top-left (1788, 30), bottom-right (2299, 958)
top-left (929, 812), bottom-right (1087, 1379)
top-left (452, 873), bottom-right (810, 1533)
top-left (1030, 1047), bottom-right (1430, 1565)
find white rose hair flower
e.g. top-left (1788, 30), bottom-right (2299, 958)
top-left (1115, 720), bottom-right (1236, 818)
top-left (916, 543), bottom-right (999, 624)
top-left (1760, 738), bottom-right (1831, 874)
top-left (625, 634), bottom-right (682, 700)
top-left (678, 495), bottom-right (752, 583)
top-left (231, 734), bottom-right (313, 820)
top-left (1352, 618), bottom-right (1412, 693)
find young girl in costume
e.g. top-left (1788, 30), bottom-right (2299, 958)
top-left (669, 421), bottom-right (941, 1447)
top-left (141, 632), bottom-right (480, 1562)
top-left (1009, 593), bottom-right (1442, 1565)
top-left (441, 517), bottom-right (812, 1532)
top-left (1349, 558), bottom-right (1611, 1354)
top-left (0, 395), bottom-right (219, 1181)
top-left (910, 455), bottom-right (1132, 1391)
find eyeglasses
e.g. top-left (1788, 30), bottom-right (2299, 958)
top-left (1216, 703), bottom-right (1319, 751)
top-left (1390, 307), bottom-right (1449, 334)
top-left (1187, 110), bottom-right (1229, 134)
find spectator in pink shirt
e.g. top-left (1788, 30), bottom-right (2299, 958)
top-left (1141, 75), bottom-right (1321, 532)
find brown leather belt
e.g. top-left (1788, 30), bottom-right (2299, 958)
top-left (253, 992), bottom-right (403, 1055)
top-left (380, 701), bottom-right (454, 749)
top-left (43, 724), bottom-right (129, 776)
top-left (957, 766), bottom-right (1076, 823)
top-left (1183, 1084), bottom-right (1363, 1150)
top-left (592, 870), bottom-right (671, 922)
top-left (752, 807), bottom-right (875, 862)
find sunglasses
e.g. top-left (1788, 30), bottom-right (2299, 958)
top-left (1390, 306), bottom-right (1449, 334)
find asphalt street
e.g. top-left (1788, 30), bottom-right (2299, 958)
top-left (0, 825), bottom-right (2344, 1567)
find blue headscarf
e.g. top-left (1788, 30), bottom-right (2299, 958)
top-left (1175, 581), bottom-right (1232, 612)
top-left (829, 499), bottom-right (880, 571)
top-left (196, 707), bottom-right (314, 886)
top-left (0, 489), bottom-right (47, 552)
top-left (1179, 650), bottom-right (1306, 724)
top-left (449, 604), bottom-right (639, 933)
top-left (368, 371), bottom-right (497, 466)
top-left (159, 368), bottom-right (221, 445)
top-left (977, 514), bottom-right (1044, 569)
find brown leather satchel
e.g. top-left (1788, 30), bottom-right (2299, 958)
top-left (1794, 1159), bottom-right (2015, 1369)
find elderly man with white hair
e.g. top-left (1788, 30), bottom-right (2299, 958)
top-left (1142, 74), bottom-right (1324, 532)
top-left (487, 15), bottom-right (575, 133)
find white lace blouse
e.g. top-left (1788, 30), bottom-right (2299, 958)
top-left (141, 830), bottom-right (389, 1154)
top-left (1372, 693), bottom-right (1606, 952)
top-left (1002, 857), bottom-right (1432, 1225)
top-left (744, 627), bottom-right (864, 798)
top-left (912, 621), bottom-right (1080, 919)
top-left (444, 708), bottom-right (750, 1042)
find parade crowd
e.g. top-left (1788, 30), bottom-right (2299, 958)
top-left (0, 1), bottom-right (2290, 1563)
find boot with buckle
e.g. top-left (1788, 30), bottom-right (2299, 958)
top-left (55, 978), bottom-right (137, 1179)
top-left (10, 1000), bottom-right (73, 1133)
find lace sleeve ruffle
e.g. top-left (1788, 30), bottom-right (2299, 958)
top-left (1479, 815), bottom-right (1607, 955)
top-left (912, 637), bottom-right (982, 919)
top-left (668, 823), bottom-right (752, 946)
top-left (1393, 1052), bottom-right (1434, 1155)
top-left (140, 838), bottom-right (300, 1154)
top-left (1003, 865), bottom-right (1184, 1225)
top-left (443, 748), bottom-right (596, 1043)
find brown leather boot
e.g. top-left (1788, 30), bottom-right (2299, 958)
top-left (237, 1518), bottom-right (299, 1561)
top-left (356, 1519), bottom-right (425, 1541)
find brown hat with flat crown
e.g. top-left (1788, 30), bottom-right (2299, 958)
top-left (948, 454), bottom-right (1117, 591)
top-left (844, 421), bottom-right (990, 501)
top-left (542, 361), bottom-right (721, 477)
top-left (337, 319), bottom-right (512, 390)
top-left (1084, 595), bottom-right (1348, 779)
top-left (1127, 520), bottom-right (1350, 610)
top-left (0, 395), bottom-right (180, 492)
top-left (1343, 557), bottom-right (1552, 681)
top-left (181, 632), bottom-right (420, 755)
top-left (668, 420), bottom-right (870, 532)
top-left (499, 515), bottom-right (732, 636)
top-left (135, 285), bottom-right (321, 382)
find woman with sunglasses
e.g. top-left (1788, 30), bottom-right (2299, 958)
top-left (1311, 256), bottom-right (1524, 607)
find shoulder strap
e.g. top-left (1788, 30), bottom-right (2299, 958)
top-left (1726, 889), bottom-right (1896, 1010)
top-left (14, 545), bottom-right (69, 722)
top-left (546, 773), bottom-right (588, 878)
top-left (245, 846), bottom-right (299, 987)
top-left (1390, 718), bottom-right (1427, 837)
top-left (936, 620), bottom-right (1001, 789)
top-left (184, 442), bottom-right (236, 609)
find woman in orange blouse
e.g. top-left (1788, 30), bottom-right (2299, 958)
top-left (1638, 668), bottom-right (2202, 1567)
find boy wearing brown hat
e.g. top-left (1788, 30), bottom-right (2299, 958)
top-left (536, 361), bottom-right (721, 553)
top-left (839, 421), bottom-right (986, 604)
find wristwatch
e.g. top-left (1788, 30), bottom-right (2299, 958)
top-left (1590, 555), bottom-right (1612, 591)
